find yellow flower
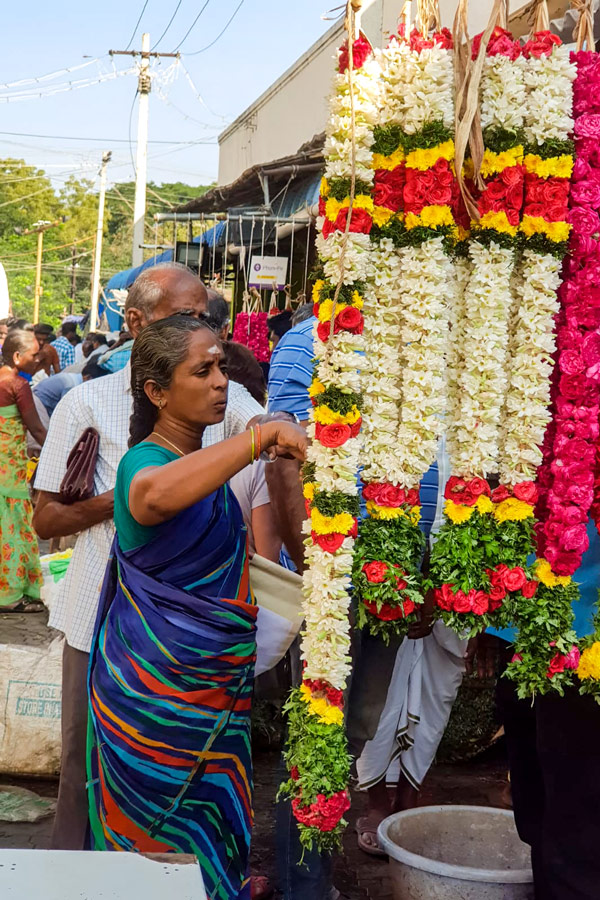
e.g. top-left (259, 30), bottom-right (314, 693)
top-left (367, 502), bottom-right (420, 523)
top-left (521, 216), bottom-right (571, 243)
top-left (480, 146), bottom-right (524, 177)
top-left (317, 298), bottom-right (334, 323)
top-left (354, 193), bottom-right (375, 213)
top-left (494, 498), bottom-right (535, 523)
top-left (444, 500), bottom-right (475, 524)
top-left (320, 177), bottom-right (330, 197)
top-left (351, 291), bottom-right (364, 309)
top-left (300, 684), bottom-right (344, 726)
top-left (523, 154), bottom-right (574, 180)
top-left (405, 140), bottom-right (455, 171)
top-left (534, 558), bottom-right (572, 588)
top-left (463, 159), bottom-right (475, 179)
top-left (372, 206), bottom-right (395, 227)
top-left (312, 279), bottom-right (325, 304)
top-left (456, 225), bottom-right (470, 242)
top-left (479, 210), bottom-right (519, 236)
top-left (308, 379), bottom-right (325, 398)
top-left (405, 205), bottom-right (454, 230)
top-left (313, 404), bottom-right (361, 426)
top-left (311, 508), bottom-right (354, 536)
top-left (372, 148), bottom-right (405, 171)
top-left (475, 495), bottom-right (494, 515)
top-left (577, 643), bottom-right (600, 681)
top-left (303, 483), bottom-right (315, 502)
top-left (325, 196), bottom-right (344, 222)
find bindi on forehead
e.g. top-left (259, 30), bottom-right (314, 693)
top-left (206, 345), bottom-right (220, 355)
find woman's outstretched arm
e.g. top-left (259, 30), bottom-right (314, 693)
top-left (129, 420), bottom-right (307, 527)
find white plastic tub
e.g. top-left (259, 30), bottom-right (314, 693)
top-left (378, 805), bottom-right (534, 900)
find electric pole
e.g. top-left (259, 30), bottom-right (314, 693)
top-left (18, 217), bottom-right (68, 323)
top-left (109, 36), bottom-right (180, 268)
top-left (70, 246), bottom-right (78, 314)
top-left (89, 150), bottom-right (111, 331)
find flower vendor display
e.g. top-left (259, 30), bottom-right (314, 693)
top-left (280, 29), bottom-right (379, 852)
top-left (353, 23), bottom-right (455, 641)
top-left (232, 293), bottom-right (271, 363)
top-left (431, 24), bottom-right (534, 634)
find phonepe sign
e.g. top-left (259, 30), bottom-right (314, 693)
top-left (248, 256), bottom-right (288, 291)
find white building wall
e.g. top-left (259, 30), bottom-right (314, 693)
top-left (217, 0), bottom-right (529, 186)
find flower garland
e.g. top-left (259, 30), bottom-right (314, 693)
top-left (352, 25), bottom-right (454, 641)
top-left (232, 310), bottom-right (271, 363)
top-left (280, 34), bottom-right (378, 853)
top-left (431, 26), bottom-right (532, 633)
top-left (503, 31), bottom-right (578, 697)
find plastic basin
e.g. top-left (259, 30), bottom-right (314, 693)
top-left (378, 805), bottom-right (534, 900)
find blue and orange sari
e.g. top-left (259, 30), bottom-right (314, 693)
top-left (87, 485), bottom-right (257, 900)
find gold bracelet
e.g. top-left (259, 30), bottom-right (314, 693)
top-left (250, 426), bottom-right (255, 465)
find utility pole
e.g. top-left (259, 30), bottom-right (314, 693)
top-left (18, 217), bottom-right (68, 323)
top-left (109, 36), bottom-right (180, 268)
top-left (69, 246), bottom-right (78, 314)
top-left (89, 150), bottom-right (111, 331)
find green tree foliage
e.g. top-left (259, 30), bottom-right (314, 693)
top-left (0, 158), bottom-right (212, 328)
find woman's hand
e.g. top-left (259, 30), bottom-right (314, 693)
top-left (263, 421), bottom-right (307, 462)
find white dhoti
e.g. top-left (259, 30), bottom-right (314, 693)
top-left (356, 622), bottom-right (466, 791)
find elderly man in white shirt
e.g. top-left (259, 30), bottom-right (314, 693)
top-left (33, 263), bottom-right (263, 850)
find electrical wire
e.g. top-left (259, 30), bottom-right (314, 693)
top-left (125, 0), bottom-right (150, 51)
top-left (184, 0), bottom-right (246, 55)
top-left (171, 0), bottom-right (212, 52)
top-left (152, 0), bottom-right (184, 49)
top-left (128, 89), bottom-right (139, 176)
top-left (0, 59), bottom-right (103, 91)
top-left (0, 129), bottom-right (209, 145)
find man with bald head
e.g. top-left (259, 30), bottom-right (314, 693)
top-left (33, 263), bottom-right (264, 849)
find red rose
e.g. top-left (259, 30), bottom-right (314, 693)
top-left (547, 651), bottom-right (567, 678)
top-left (512, 481), bottom-right (538, 504)
top-left (349, 519), bottom-right (359, 540)
top-left (503, 567), bottom-right (528, 593)
top-left (349, 418), bottom-right (362, 438)
top-left (336, 305), bottom-right (364, 334)
top-left (523, 30), bottom-right (562, 59)
top-left (488, 586), bottom-right (506, 611)
top-left (435, 587), bottom-right (453, 612)
top-left (377, 483), bottom-right (406, 507)
top-left (321, 218), bottom-right (335, 240)
top-left (488, 564), bottom-right (509, 588)
top-left (317, 320), bottom-right (339, 342)
top-left (362, 560), bottom-right (388, 583)
top-left (318, 195), bottom-right (326, 218)
top-left (471, 591), bottom-right (490, 616)
top-left (521, 580), bottom-right (538, 599)
top-left (445, 476), bottom-right (477, 506)
top-left (402, 598), bottom-right (416, 617)
top-left (338, 36), bottom-right (371, 73)
top-left (492, 485), bottom-right (511, 503)
top-left (312, 531), bottom-right (346, 553)
top-left (362, 482), bottom-right (380, 502)
top-left (334, 206), bottom-right (373, 235)
top-left (316, 423), bottom-right (352, 447)
top-left (472, 26), bottom-right (520, 61)
top-left (468, 477), bottom-right (491, 499)
top-left (313, 301), bottom-right (320, 318)
top-left (453, 589), bottom-right (472, 614)
top-left (363, 597), bottom-right (411, 621)
top-left (406, 488), bottom-right (420, 506)
top-left (373, 166), bottom-right (405, 212)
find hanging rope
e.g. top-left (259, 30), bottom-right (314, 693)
top-left (210, 217), bottom-right (218, 284)
top-left (454, 0), bottom-right (507, 220)
top-left (528, 0), bottom-right (550, 33)
top-left (400, 0), bottom-right (412, 30)
top-left (573, 0), bottom-right (596, 51)
top-left (221, 216), bottom-right (229, 290)
top-left (416, 0), bottom-right (440, 35)
top-left (289, 218), bottom-right (296, 298)
top-left (302, 222), bottom-right (311, 300)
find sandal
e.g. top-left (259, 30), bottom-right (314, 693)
top-left (356, 814), bottom-right (388, 858)
top-left (250, 875), bottom-right (273, 900)
top-left (1, 599), bottom-right (46, 614)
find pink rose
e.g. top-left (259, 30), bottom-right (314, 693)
top-left (547, 652), bottom-right (567, 678)
top-left (571, 181), bottom-right (600, 209)
top-left (560, 524), bottom-right (589, 555)
top-left (559, 349), bottom-right (585, 376)
top-left (573, 158), bottom-right (592, 180)
top-left (569, 206), bottom-right (600, 238)
top-left (582, 332), bottom-right (600, 368)
top-left (575, 113), bottom-right (600, 141)
top-left (564, 646), bottom-right (581, 670)
top-left (511, 653), bottom-right (523, 664)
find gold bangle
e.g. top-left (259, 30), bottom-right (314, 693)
top-left (250, 426), bottom-right (255, 465)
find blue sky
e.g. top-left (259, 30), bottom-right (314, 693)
top-left (0, 0), bottom-right (334, 190)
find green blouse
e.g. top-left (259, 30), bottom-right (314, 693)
top-left (114, 442), bottom-right (178, 552)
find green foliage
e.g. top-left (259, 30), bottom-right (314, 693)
top-left (372, 120), bottom-right (453, 157)
top-left (312, 490), bottom-right (360, 518)
top-left (371, 124), bottom-right (404, 156)
top-left (471, 228), bottom-right (518, 251)
top-left (371, 217), bottom-right (455, 254)
top-left (312, 384), bottom-right (363, 414)
top-left (527, 138), bottom-right (575, 160)
top-left (0, 158), bottom-right (212, 327)
top-left (316, 280), bottom-right (365, 304)
top-left (522, 234), bottom-right (569, 259)
top-left (483, 126), bottom-right (526, 154)
top-left (326, 177), bottom-right (371, 201)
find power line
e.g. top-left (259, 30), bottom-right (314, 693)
top-left (125, 0), bottom-right (150, 51)
top-left (0, 58), bottom-right (103, 91)
top-left (171, 0), bottom-right (212, 52)
top-left (184, 0), bottom-right (246, 55)
top-left (0, 129), bottom-right (213, 145)
top-left (152, 0), bottom-right (184, 50)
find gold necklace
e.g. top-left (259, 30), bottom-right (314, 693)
top-left (149, 431), bottom-right (186, 457)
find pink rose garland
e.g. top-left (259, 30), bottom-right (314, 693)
top-left (536, 50), bottom-right (600, 576)
top-left (232, 311), bottom-right (271, 363)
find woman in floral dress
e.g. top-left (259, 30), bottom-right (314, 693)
top-left (0, 330), bottom-right (47, 611)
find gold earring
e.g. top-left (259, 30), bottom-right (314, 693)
top-left (158, 399), bottom-right (163, 410)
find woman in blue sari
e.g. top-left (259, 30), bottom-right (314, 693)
top-left (87, 315), bottom-right (306, 900)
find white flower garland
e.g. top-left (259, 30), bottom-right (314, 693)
top-left (302, 49), bottom-right (379, 688)
top-left (445, 255), bottom-right (471, 467)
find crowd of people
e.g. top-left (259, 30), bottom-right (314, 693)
top-left (0, 262), bottom-right (597, 899)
